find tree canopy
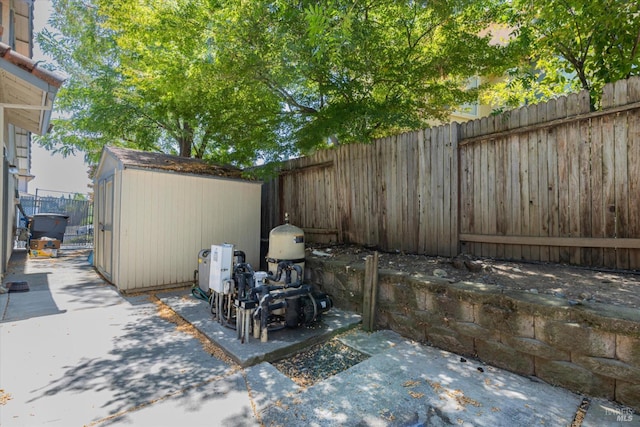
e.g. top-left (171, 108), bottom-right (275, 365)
top-left (485, 0), bottom-right (640, 109)
top-left (37, 0), bottom-right (512, 165)
top-left (37, 0), bottom-right (639, 165)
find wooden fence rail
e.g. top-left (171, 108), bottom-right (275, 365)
top-left (262, 76), bottom-right (640, 270)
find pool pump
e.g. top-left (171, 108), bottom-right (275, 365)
top-left (194, 215), bottom-right (332, 343)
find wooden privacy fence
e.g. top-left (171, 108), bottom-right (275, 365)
top-left (262, 124), bottom-right (460, 257)
top-left (262, 76), bottom-right (640, 270)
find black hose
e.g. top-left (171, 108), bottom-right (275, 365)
top-left (268, 301), bottom-right (287, 311)
top-left (260, 294), bottom-right (271, 331)
top-left (234, 250), bottom-right (246, 264)
top-left (267, 284), bottom-right (312, 301)
top-left (192, 284), bottom-right (209, 302)
top-left (234, 262), bottom-right (255, 275)
top-left (250, 284), bottom-right (285, 301)
top-left (291, 264), bottom-right (303, 282)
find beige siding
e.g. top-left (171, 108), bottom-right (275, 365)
top-left (111, 169), bottom-right (123, 286)
top-left (115, 168), bottom-right (261, 291)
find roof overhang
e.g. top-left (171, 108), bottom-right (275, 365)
top-left (0, 41), bottom-right (64, 136)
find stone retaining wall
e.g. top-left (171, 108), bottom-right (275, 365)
top-left (305, 257), bottom-right (640, 410)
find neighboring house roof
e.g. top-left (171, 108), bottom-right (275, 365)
top-left (104, 146), bottom-right (248, 179)
top-left (0, 41), bottom-right (65, 135)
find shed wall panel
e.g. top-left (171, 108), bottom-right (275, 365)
top-left (116, 168), bottom-right (260, 291)
top-left (95, 155), bottom-right (120, 182)
top-left (112, 170), bottom-right (123, 286)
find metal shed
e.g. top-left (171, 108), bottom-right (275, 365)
top-left (93, 146), bottom-right (262, 293)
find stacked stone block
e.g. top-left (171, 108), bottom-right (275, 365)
top-left (306, 257), bottom-right (640, 410)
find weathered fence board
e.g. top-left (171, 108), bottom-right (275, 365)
top-left (547, 98), bottom-right (561, 262)
top-left (578, 117), bottom-right (591, 266)
top-left (509, 109), bottom-right (522, 260)
top-left (629, 108), bottom-right (640, 267)
top-left (520, 106), bottom-right (532, 261)
top-left (262, 77), bottom-right (640, 270)
top-left (495, 133), bottom-right (508, 259)
top-left (602, 114), bottom-right (618, 266)
top-left (527, 105), bottom-right (539, 261)
top-left (417, 130), bottom-right (428, 253)
top-left (537, 101), bottom-right (550, 261)
top-left (590, 112), bottom-right (604, 266)
top-left (567, 94), bottom-right (582, 264)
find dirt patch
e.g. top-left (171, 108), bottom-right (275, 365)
top-left (272, 337), bottom-right (369, 387)
top-left (307, 244), bottom-right (640, 309)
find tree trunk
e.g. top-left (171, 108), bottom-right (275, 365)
top-left (178, 121), bottom-right (193, 157)
top-left (179, 138), bottom-right (191, 157)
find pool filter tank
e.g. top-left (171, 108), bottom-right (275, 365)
top-left (266, 213), bottom-right (305, 284)
top-left (194, 214), bottom-right (332, 343)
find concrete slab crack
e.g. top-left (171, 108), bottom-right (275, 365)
top-left (241, 368), bottom-right (264, 427)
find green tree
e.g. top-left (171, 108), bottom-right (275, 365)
top-left (487, 0), bottom-right (640, 109)
top-left (212, 0), bottom-right (512, 149)
top-left (37, 0), bottom-right (512, 164)
top-left (38, 0), bottom-right (286, 165)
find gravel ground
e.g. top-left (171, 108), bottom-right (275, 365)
top-left (272, 337), bottom-right (369, 387)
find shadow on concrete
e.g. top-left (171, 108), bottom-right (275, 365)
top-left (1, 250), bottom-right (66, 322)
top-left (0, 273), bottom-right (66, 322)
top-left (254, 331), bottom-right (582, 426)
top-left (26, 297), bottom-right (237, 422)
top-left (99, 370), bottom-right (258, 427)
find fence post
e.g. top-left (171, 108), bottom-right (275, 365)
top-left (362, 251), bottom-right (379, 332)
top-left (452, 122), bottom-right (461, 257)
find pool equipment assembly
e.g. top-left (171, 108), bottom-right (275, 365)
top-left (194, 216), bottom-right (332, 343)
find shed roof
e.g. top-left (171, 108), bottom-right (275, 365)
top-left (105, 146), bottom-right (248, 179)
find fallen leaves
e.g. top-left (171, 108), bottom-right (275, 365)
top-left (403, 379), bottom-right (425, 398)
top-left (403, 380), bottom-right (421, 388)
top-left (427, 380), bottom-right (444, 393)
top-left (150, 295), bottom-right (236, 366)
top-left (426, 380), bottom-right (481, 409)
top-left (0, 389), bottom-right (12, 405)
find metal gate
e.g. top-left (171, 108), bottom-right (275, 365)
top-left (19, 190), bottom-right (94, 248)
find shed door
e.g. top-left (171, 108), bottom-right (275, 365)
top-left (97, 176), bottom-right (114, 280)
